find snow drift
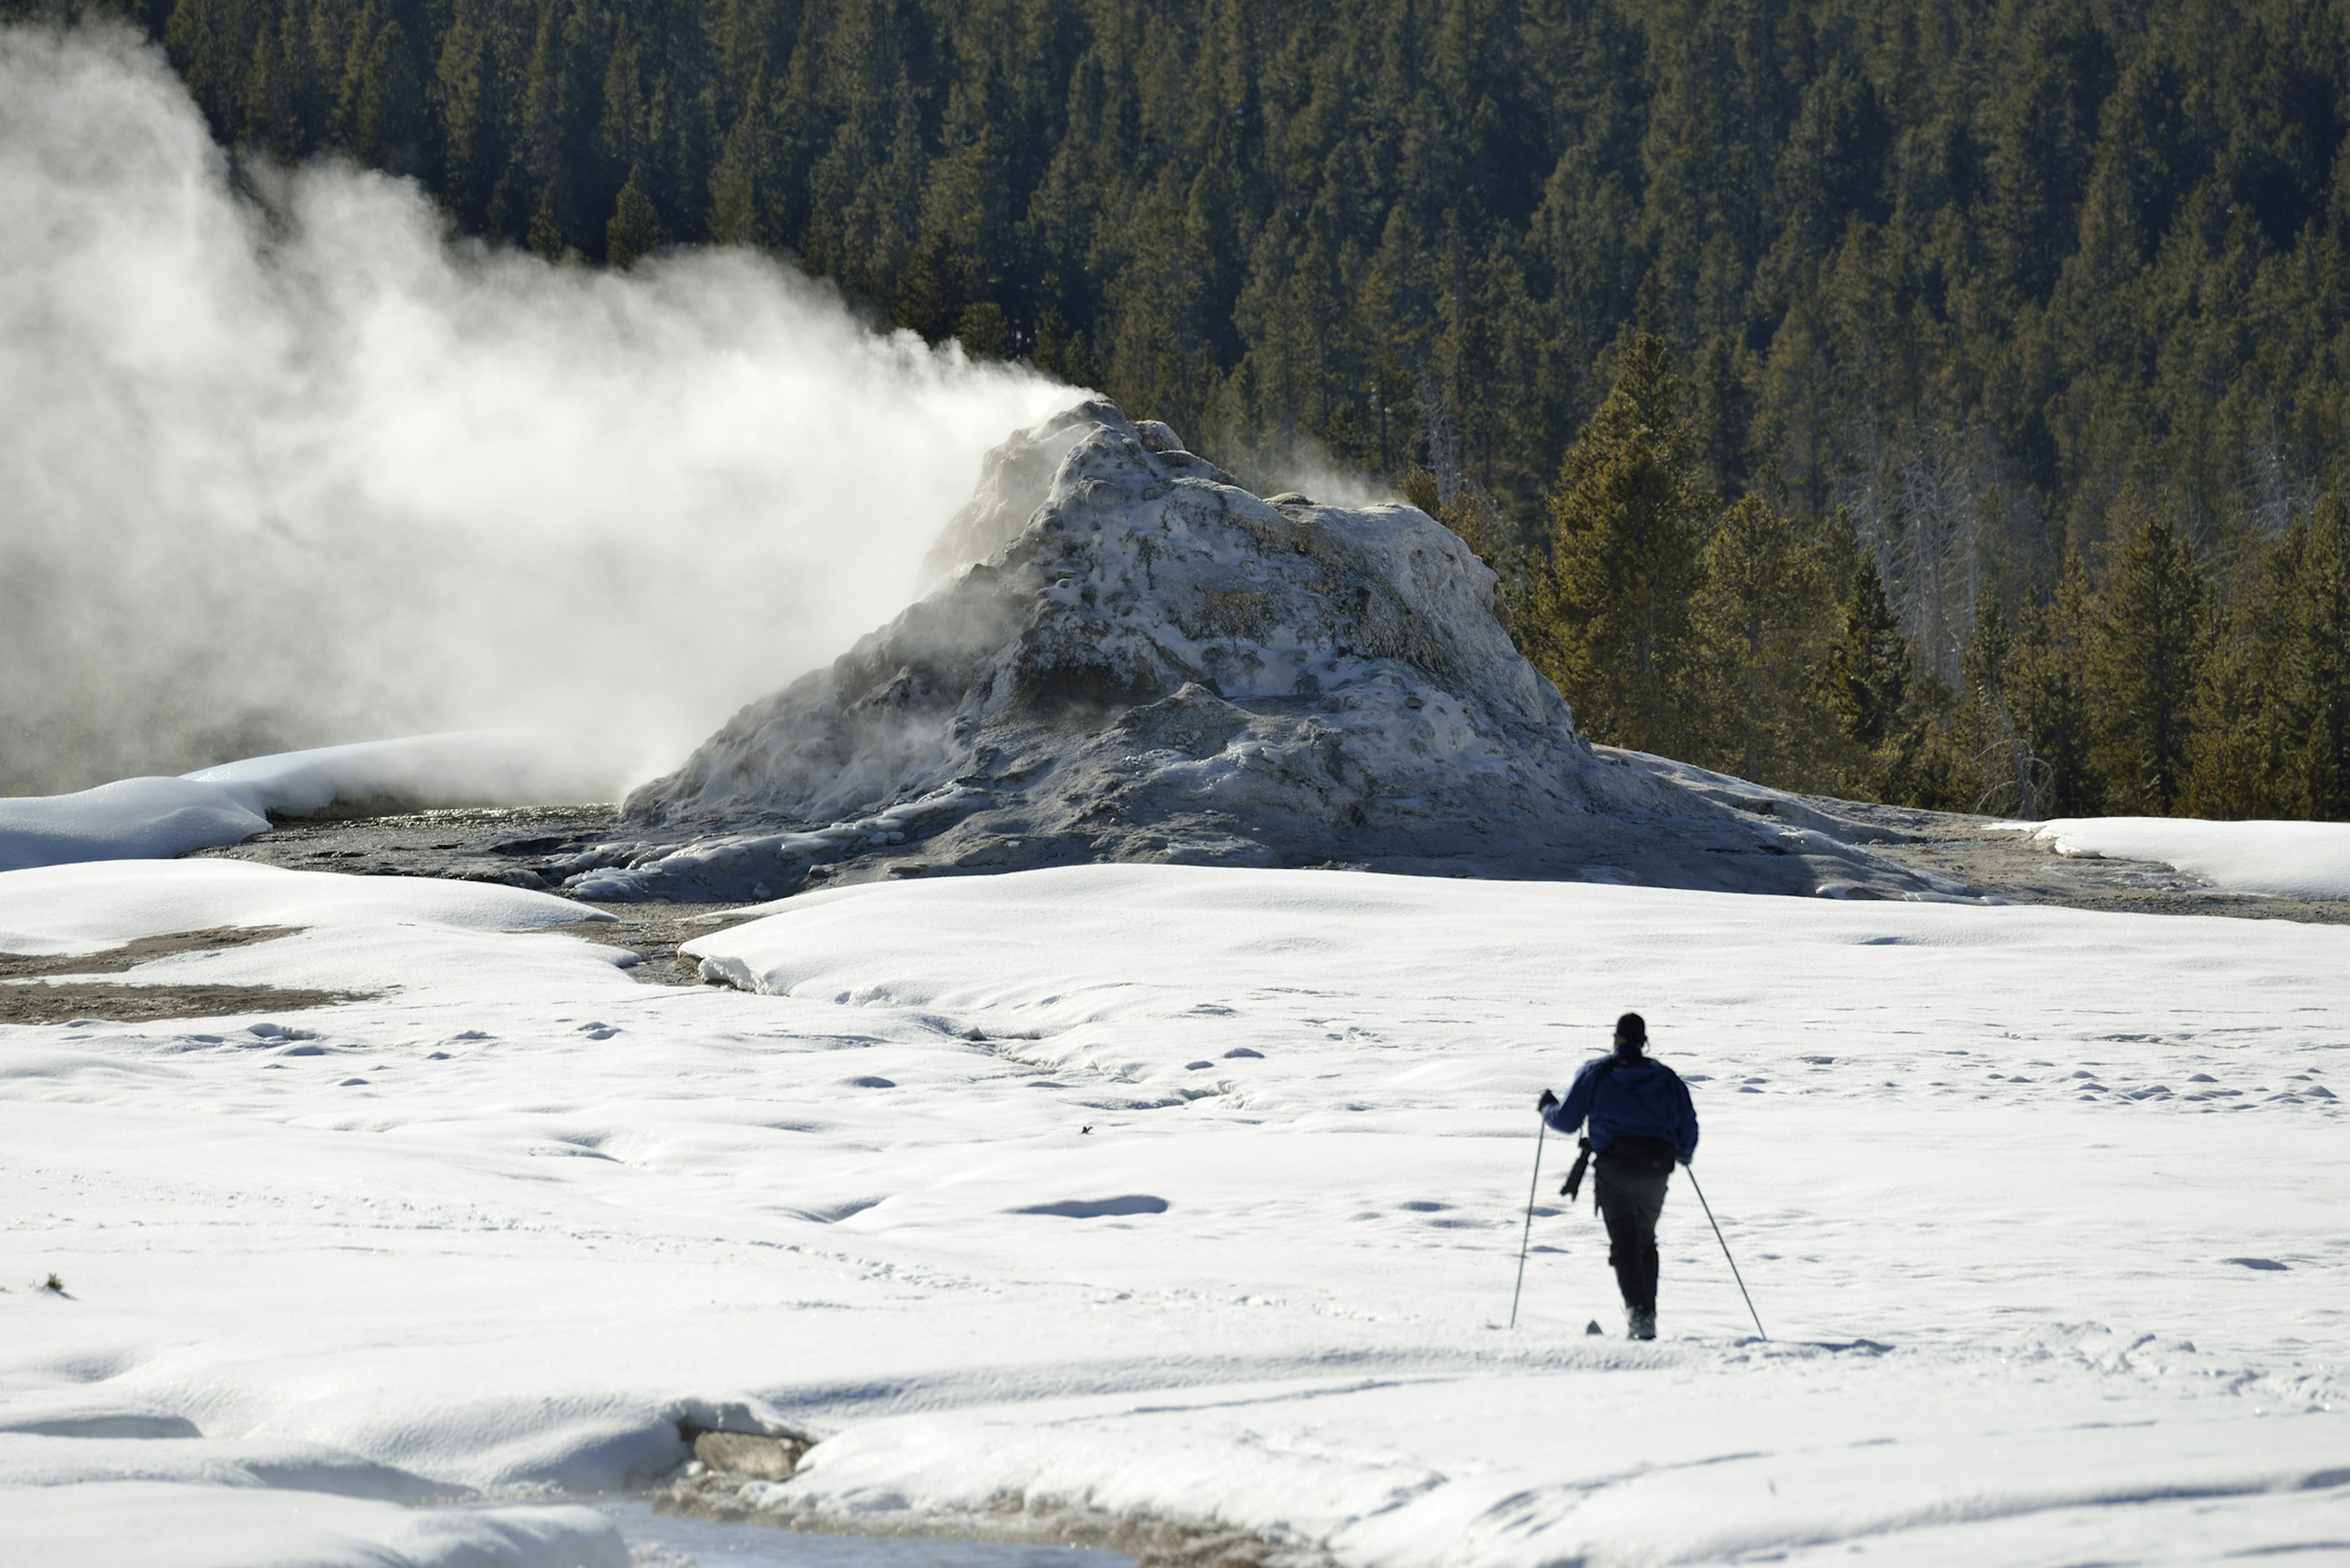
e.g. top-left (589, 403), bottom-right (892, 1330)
top-left (573, 405), bottom-right (1943, 902)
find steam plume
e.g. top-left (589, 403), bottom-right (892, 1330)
top-left (0, 24), bottom-right (1081, 796)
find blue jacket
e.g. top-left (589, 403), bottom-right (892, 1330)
top-left (1544, 1051), bottom-right (1699, 1163)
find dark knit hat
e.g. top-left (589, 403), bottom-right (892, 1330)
top-left (1614, 1012), bottom-right (1647, 1051)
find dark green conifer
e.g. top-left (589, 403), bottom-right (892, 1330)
top-left (1687, 494), bottom-right (1829, 786)
top-left (1827, 550), bottom-right (1908, 755)
top-left (2088, 496), bottom-right (2204, 815)
top-left (2281, 494), bottom-right (2350, 817)
top-left (605, 163), bottom-right (662, 267)
top-left (2008, 554), bottom-right (2100, 818)
top-left (1525, 335), bottom-right (1706, 754)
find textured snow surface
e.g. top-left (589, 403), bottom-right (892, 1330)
top-left (2016, 816), bottom-right (2350, 901)
top-left (4, 859), bottom-right (2343, 1567)
top-left (587, 405), bottom-right (1937, 902)
top-left (0, 731), bottom-right (607, 873)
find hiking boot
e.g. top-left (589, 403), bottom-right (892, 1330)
top-left (1627, 1307), bottom-right (1656, 1340)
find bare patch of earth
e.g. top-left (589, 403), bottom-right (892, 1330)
top-left (0, 925), bottom-right (299, 979)
top-left (0, 925), bottom-right (379, 1024)
top-left (0, 980), bottom-right (370, 1025)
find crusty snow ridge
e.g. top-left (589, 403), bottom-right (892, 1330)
top-left (579, 403), bottom-right (1934, 901)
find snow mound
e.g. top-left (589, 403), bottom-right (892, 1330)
top-left (588, 403), bottom-right (1933, 902)
top-left (0, 778), bottom-right (271, 873)
top-left (2009, 818), bottom-right (2350, 902)
top-left (0, 856), bottom-right (605, 957)
top-left (0, 732), bottom-right (609, 874)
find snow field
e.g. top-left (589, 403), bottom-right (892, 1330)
top-left (1, 861), bottom-right (2344, 1566)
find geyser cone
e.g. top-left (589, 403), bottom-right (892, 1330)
top-left (581, 403), bottom-right (1929, 902)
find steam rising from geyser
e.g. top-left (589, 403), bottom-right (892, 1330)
top-left (0, 25), bottom-right (1082, 796)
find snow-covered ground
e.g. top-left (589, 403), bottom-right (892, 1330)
top-left (2005, 817), bottom-right (2350, 902)
top-left (3, 857), bottom-right (2343, 1566)
top-left (0, 731), bottom-right (610, 873)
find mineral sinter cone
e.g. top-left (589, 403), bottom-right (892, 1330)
top-left (572, 400), bottom-right (1928, 902)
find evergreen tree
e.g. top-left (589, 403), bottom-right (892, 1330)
top-left (1686, 494), bottom-right (1828, 787)
top-left (1827, 549), bottom-right (1908, 757)
top-left (2088, 496), bottom-right (2204, 815)
top-left (2007, 553), bottom-right (2100, 818)
top-left (1524, 335), bottom-right (1706, 753)
top-left (337, 17), bottom-right (422, 174)
top-left (605, 162), bottom-right (662, 266)
top-left (2279, 493), bottom-right (2350, 816)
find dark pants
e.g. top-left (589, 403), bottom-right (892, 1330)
top-left (1594, 1159), bottom-right (1671, 1313)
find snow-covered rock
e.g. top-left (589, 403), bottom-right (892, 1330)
top-left (589, 403), bottom-right (1934, 902)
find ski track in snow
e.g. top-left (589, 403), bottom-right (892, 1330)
top-left (1, 859), bottom-right (2344, 1567)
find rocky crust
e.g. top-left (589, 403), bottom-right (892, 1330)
top-left (559, 402), bottom-right (1941, 903)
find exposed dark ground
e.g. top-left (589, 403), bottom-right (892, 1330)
top-left (0, 925), bottom-right (378, 1023)
top-left (192, 805), bottom-right (622, 891)
top-left (1822, 801), bottom-right (2350, 925)
top-left (184, 794), bottom-right (2350, 926)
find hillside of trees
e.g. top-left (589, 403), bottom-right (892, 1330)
top-left (18, 0), bottom-right (2349, 818)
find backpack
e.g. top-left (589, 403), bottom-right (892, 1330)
top-left (1558, 1055), bottom-right (1680, 1198)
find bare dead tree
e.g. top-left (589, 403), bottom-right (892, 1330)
top-left (1972, 698), bottom-right (2053, 819)
top-left (1417, 362), bottom-right (1461, 506)
top-left (2247, 412), bottom-right (2316, 539)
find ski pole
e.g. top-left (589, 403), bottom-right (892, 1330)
top-left (1507, 1117), bottom-right (1547, 1329)
top-left (1682, 1163), bottom-right (1766, 1340)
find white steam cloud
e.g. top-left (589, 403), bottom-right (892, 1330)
top-left (0, 24), bottom-right (1082, 796)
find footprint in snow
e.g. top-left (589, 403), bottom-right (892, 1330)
top-left (1222, 1047), bottom-right (1264, 1059)
top-left (2221, 1256), bottom-right (2289, 1271)
top-left (844, 1075), bottom-right (895, 1088)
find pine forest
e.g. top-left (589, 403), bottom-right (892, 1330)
top-left (28, 0), bottom-right (2350, 820)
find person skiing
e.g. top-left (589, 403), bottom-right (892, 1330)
top-left (1536, 1012), bottom-right (1699, 1340)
